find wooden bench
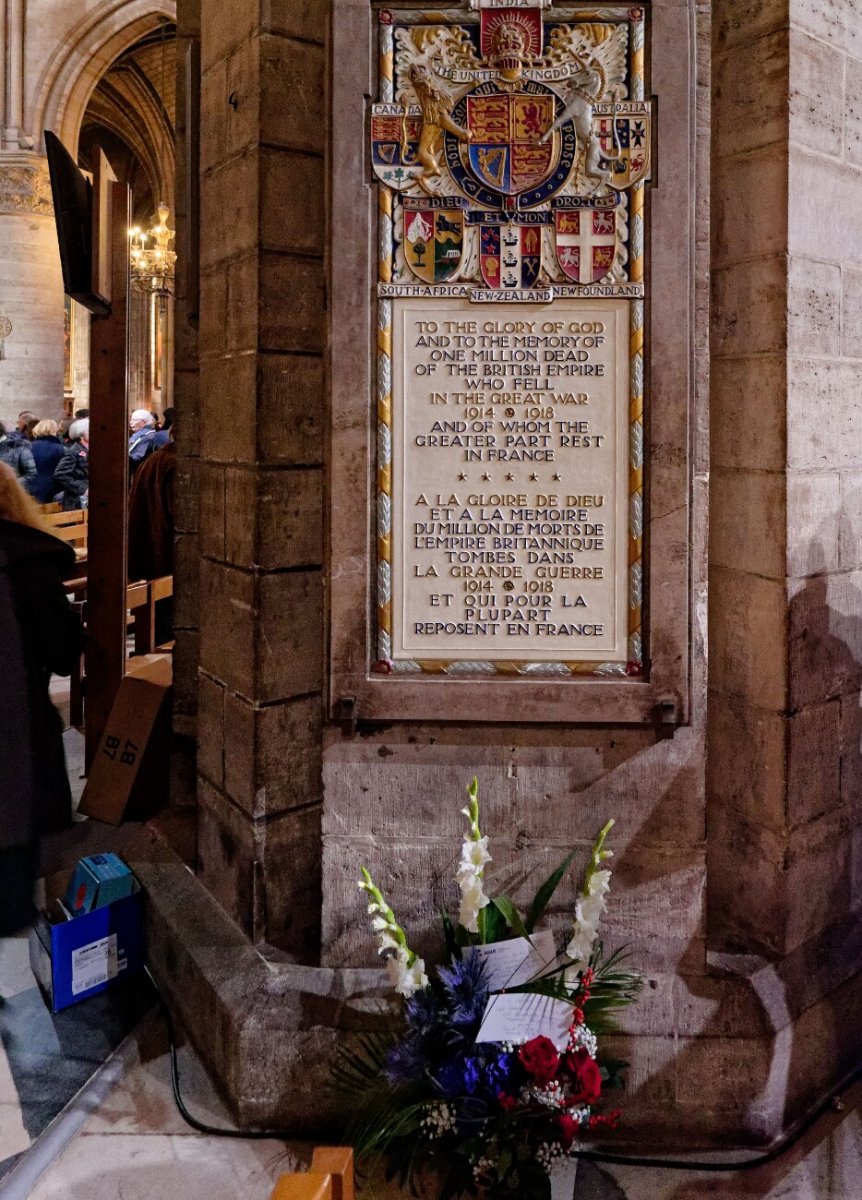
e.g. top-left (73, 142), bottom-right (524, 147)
top-left (46, 508), bottom-right (88, 557)
top-left (64, 575), bottom-right (174, 731)
top-left (40, 501), bottom-right (62, 514)
top-left (270, 1148), bottom-right (353, 1200)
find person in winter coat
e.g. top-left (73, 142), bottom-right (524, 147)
top-left (0, 420), bottom-right (37, 488)
top-left (0, 462), bottom-right (84, 933)
top-left (28, 419), bottom-right (66, 503)
top-left (53, 417), bottom-right (89, 511)
top-left (128, 409), bottom-right (157, 476)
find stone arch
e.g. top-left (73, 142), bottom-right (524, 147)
top-left (29, 0), bottom-right (175, 155)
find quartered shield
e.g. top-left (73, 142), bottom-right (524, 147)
top-left (480, 222), bottom-right (543, 290)
top-left (403, 204), bottom-right (464, 284)
top-left (466, 92), bottom-right (556, 196)
top-left (371, 105), bottom-right (422, 190)
top-left (554, 204), bottom-right (618, 284)
top-left (592, 102), bottom-right (651, 190)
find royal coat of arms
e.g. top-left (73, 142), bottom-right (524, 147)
top-left (372, 3), bottom-right (653, 297)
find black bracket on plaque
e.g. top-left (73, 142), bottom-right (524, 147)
top-left (652, 696), bottom-right (680, 741)
top-left (336, 696), bottom-right (358, 737)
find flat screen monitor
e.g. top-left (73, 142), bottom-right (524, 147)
top-left (44, 130), bottom-right (110, 316)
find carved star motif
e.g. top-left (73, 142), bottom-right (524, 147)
top-left (505, 473), bottom-right (515, 482)
top-left (482, 472), bottom-right (492, 482)
top-left (529, 472), bottom-right (539, 482)
top-left (458, 472), bottom-right (467, 481)
top-left (553, 473), bottom-right (561, 482)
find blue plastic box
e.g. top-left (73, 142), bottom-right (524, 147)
top-left (29, 878), bottom-right (144, 1012)
top-left (64, 853), bottom-right (135, 916)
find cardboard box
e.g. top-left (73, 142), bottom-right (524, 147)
top-left (78, 654), bottom-right (172, 825)
top-left (64, 853), bottom-right (135, 915)
top-left (29, 872), bottom-right (144, 1012)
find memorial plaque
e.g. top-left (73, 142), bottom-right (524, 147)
top-left (391, 298), bottom-right (629, 663)
top-left (371, 1), bottom-right (651, 679)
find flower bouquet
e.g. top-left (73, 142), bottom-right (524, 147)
top-left (336, 779), bottom-right (642, 1200)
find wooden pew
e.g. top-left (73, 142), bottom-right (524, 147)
top-left (270, 1148), bottom-right (353, 1200)
top-left (46, 508), bottom-right (88, 558)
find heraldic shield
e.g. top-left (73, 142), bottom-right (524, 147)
top-left (466, 91), bottom-right (556, 196)
top-left (554, 203), bottom-right (618, 284)
top-left (403, 203), bottom-right (464, 284)
top-left (479, 222), bottom-right (543, 290)
top-left (371, 106), bottom-right (422, 191)
top-left (593, 102), bottom-right (651, 190)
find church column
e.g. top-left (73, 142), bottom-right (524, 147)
top-left (193, 0), bottom-right (326, 954)
top-left (709, 0), bottom-right (862, 1113)
top-left (0, 156), bottom-right (64, 425)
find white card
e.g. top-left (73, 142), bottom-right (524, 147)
top-left (475, 991), bottom-right (573, 1051)
top-left (470, 930), bottom-right (557, 990)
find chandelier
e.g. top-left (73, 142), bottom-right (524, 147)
top-left (129, 203), bottom-right (177, 297)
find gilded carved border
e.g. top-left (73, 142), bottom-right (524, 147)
top-left (374, 4), bottom-right (646, 678)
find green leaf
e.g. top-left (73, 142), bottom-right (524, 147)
top-left (524, 849), bottom-right (577, 933)
top-left (479, 902), bottom-right (506, 944)
top-left (491, 895), bottom-right (530, 940)
top-left (440, 906), bottom-right (462, 961)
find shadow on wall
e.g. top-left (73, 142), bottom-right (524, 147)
top-left (607, 534), bottom-right (862, 1182)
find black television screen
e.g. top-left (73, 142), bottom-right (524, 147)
top-left (44, 130), bottom-right (109, 316)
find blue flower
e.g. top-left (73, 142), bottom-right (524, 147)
top-left (433, 1054), bottom-right (482, 1098)
top-left (484, 1050), bottom-right (515, 1097)
top-left (437, 953), bottom-right (489, 1030)
top-left (385, 1035), bottom-right (427, 1084)
top-left (404, 985), bottom-right (441, 1036)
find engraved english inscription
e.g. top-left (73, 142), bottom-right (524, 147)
top-left (391, 298), bottom-right (629, 663)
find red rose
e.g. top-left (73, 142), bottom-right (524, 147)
top-left (557, 1112), bottom-right (579, 1150)
top-left (497, 1091), bottom-right (518, 1111)
top-left (518, 1036), bottom-right (560, 1085)
top-left (565, 1047), bottom-right (602, 1106)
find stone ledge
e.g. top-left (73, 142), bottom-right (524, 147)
top-left (127, 823), bottom-right (862, 1147)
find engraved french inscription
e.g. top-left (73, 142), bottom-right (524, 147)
top-left (390, 297), bottom-right (630, 662)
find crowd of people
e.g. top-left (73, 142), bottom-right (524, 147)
top-left (0, 404), bottom-right (174, 510)
top-left (0, 402), bottom-right (176, 928)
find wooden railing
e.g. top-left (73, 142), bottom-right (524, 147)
top-left (270, 1148), bottom-right (353, 1200)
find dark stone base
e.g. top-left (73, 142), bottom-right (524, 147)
top-left (128, 824), bottom-right (862, 1146)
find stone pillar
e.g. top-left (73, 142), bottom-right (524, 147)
top-left (709, 1), bottom-right (862, 1127)
top-left (710, 0), bottom-right (862, 955)
top-left (194, 0), bottom-right (326, 955)
top-left (171, 0), bottom-right (202, 822)
top-left (0, 156), bottom-right (64, 426)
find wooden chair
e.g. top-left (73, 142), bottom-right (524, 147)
top-left (132, 575), bottom-right (174, 655)
top-left (270, 1148), bottom-right (353, 1200)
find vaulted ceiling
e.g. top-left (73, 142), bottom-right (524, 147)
top-left (78, 20), bottom-right (176, 226)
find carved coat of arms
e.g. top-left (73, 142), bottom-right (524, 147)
top-left (372, 3), bottom-right (653, 298)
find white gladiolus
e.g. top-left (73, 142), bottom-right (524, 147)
top-left (358, 867), bottom-right (427, 997)
top-left (458, 873), bottom-right (490, 933)
top-left (457, 779), bottom-right (492, 934)
top-left (385, 946), bottom-right (429, 997)
top-left (459, 835), bottom-right (492, 875)
top-left (565, 823), bottom-right (615, 983)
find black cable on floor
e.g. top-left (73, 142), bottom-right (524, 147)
top-left (146, 967), bottom-right (862, 1171)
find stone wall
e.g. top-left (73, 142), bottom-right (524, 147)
top-left (710, 0), bottom-right (862, 956)
top-left (319, 0), bottom-right (712, 1140)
